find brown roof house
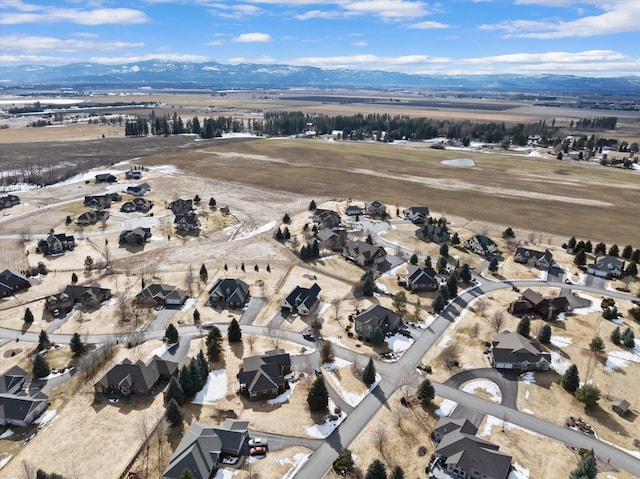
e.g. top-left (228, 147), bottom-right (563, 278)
top-left (514, 247), bottom-right (553, 270)
top-left (490, 331), bottom-right (551, 371)
top-left (0, 269), bottom-right (31, 298)
top-left (354, 305), bottom-right (403, 342)
top-left (343, 240), bottom-right (387, 268)
top-left (508, 288), bottom-right (570, 321)
top-left (280, 283), bottom-right (321, 316)
top-left (0, 366), bottom-right (49, 427)
top-left (163, 419), bottom-right (249, 479)
top-left (237, 349), bottom-right (291, 400)
top-left (45, 284), bottom-right (112, 318)
top-left (95, 356), bottom-right (178, 397)
top-left (136, 284), bottom-right (187, 307)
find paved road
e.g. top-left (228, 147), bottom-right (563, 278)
top-left (444, 368), bottom-right (519, 409)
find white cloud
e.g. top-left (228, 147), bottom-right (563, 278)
top-left (295, 9), bottom-right (350, 20)
top-left (343, 0), bottom-right (429, 20)
top-left (0, 6), bottom-right (149, 25)
top-left (1, 35), bottom-right (144, 53)
top-left (205, 40), bottom-right (226, 46)
top-left (353, 41), bottom-right (367, 46)
top-left (463, 49), bottom-right (625, 64)
top-left (233, 32), bottom-right (272, 42)
top-left (409, 20), bottom-right (449, 29)
top-left (210, 3), bottom-right (262, 18)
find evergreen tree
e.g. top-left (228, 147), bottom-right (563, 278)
top-left (567, 237), bottom-right (577, 250)
top-left (389, 466), bottom-right (405, 479)
top-left (199, 264), bottom-right (208, 282)
top-left (437, 256), bottom-right (448, 273)
top-left (178, 469), bottom-right (197, 479)
top-left (439, 242), bottom-right (449, 257)
top-left (208, 197), bottom-right (216, 208)
top-left (438, 285), bottom-right (450, 303)
top-left (69, 332), bottom-right (86, 357)
top-left (502, 227), bottom-right (515, 240)
top-left (283, 227), bottom-right (291, 240)
top-left (267, 264), bottom-right (271, 273)
top-left (432, 292), bottom-right (445, 313)
top-left (38, 329), bottom-right (50, 350)
top-left (193, 308), bottom-right (200, 323)
top-left (610, 326), bottom-right (621, 345)
top-left (631, 248), bottom-right (640, 263)
top-left (33, 354), bottom-right (50, 378)
top-left (228, 318), bottom-right (242, 342)
top-left (516, 317), bottom-right (531, 337)
top-left (609, 244), bottom-right (619, 257)
top-left (365, 459), bottom-right (387, 479)
top-left (366, 233), bottom-right (374, 245)
top-left (193, 194), bottom-right (201, 204)
top-left (575, 383), bottom-right (601, 409)
top-left (459, 263), bottom-right (472, 283)
top-left (363, 357), bottom-right (376, 387)
top-left (312, 239), bottom-right (320, 257)
top-left (584, 240), bottom-right (593, 253)
top-left (409, 253), bottom-right (418, 265)
top-left (254, 264), bottom-right (259, 272)
top-left (206, 326), bottom-right (223, 361)
top-left (363, 275), bottom-right (375, 297)
top-left (307, 376), bottom-right (329, 412)
top-left (309, 199), bottom-right (317, 210)
top-left (424, 255), bottom-right (432, 268)
top-left (589, 336), bottom-right (605, 353)
top-left (276, 227), bottom-right (284, 240)
top-left (594, 242), bottom-right (606, 255)
top-left (446, 273), bottom-right (458, 298)
top-left (488, 257), bottom-right (499, 272)
top-left (537, 324), bottom-right (552, 344)
top-left (179, 364), bottom-right (196, 398)
top-left (165, 323), bottom-right (179, 344)
top-left (370, 328), bottom-right (385, 347)
top-left (165, 376), bottom-right (186, 406)
top-left (283, 213), bottom-right (291, 224)
top-left (569, 449), bottom-right (598, 479)
top-left (562, 364), bottom-right (580, 393)
top-left (241, 262), bottom-right (245, 272)
top-left (626, 262), bottom-right (638, 277)
top-left (196, 349), bottom-right (208, 381)
top-left (417, 379), bottom-right (435, 405)
top-left (165, 398), bottom-right (184, 427)
top-left (451, 232), bottom-right (460, 245)
top-left (24, 307), bottom-right (34, 323)
top-left (622, 327), bottom-right (635, 348)
top-left (65, 215), bottom-right (72, 225)
top-left (71, 272), bottom-right (78, 283)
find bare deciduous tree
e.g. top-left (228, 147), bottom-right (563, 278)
top-left (137, 412), bottom-right (152, 479)
top-left (491, 310), bottom-right (505, 333)
top-left (247, 334), bottom-right (256, 353)
top-left (374, 426), bottom-right (387, 453)
top-left (267, 327), bottom-right (284, 348)
top-left (22, 460), bottom-right (36, 479)
top-left (442, 344), bottom-right (460, 369)
top-left (475, 297), bottom-right (487, 317)
top-left (394, 406), bottom-right (408, 428)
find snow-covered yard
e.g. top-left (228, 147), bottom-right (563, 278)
top-left (435, 399), bottom-right (458, 417)
top-left (34, 409), bottom-right (57, 427)
top-left (508, 462), bottom-right (530, 479)
top-left (192, 369), bottom-right (228, 405)
top-left (461, 380), bottom-right (502, 403)
top-left (550, 351), bottom-right (571, 374)
top-left (281, 452), bottom-right (311, 479)
top-left (479, 415), bottom-right (544, 439)
top-left (266, 376), bottom-right (297, 405)
top-left (385, 333), bottom-right (413, 353)
top-left (550, 335), bottom-right (572, 348)
top-left (305, 400), bottom-right (346, 438)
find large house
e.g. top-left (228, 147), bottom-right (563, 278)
top-left (312, 209), bottom-right (342, 229)
top-left (403, 206), bottom-right (430, 224)
top-left (281, 283), bottom-right (321, 315)
top-left (136, 284), bottom-right (187, 307)
top-left (514, 247), bottom-right (553, 270)
top-left (84, 195), bottom-right (111, 209)
top-left (45, 284), bottom-right (112, 317)
top-left (36, 230), bottom-right (75, 255)
top-left (95, 173), bottom-right (116, 183)
top-left (508, 288), bottom-right (570, 321)
top-left (76, 210), bottom-right (109, 226)
top-left (354, 305), bottom-right (403, 341)
top-left (316, 228), bottom-right (347, 252)
top-left (126, 183), bottom-right (151, 196)
top-left (587, 256), bottom-right (625, 279)
top-left (0, 194), bottom-right (20, 210)
top-left (0, 366), bottom-right (49, 427)
top-left (169, 198), bottom-right (193, 215)
top-left (432, 417), bottom-right (478, 442)
top-left (174, 211), bottom-right (201, 233)
top-left (398, 265), bottom-right (439, 292)
top-left (415, 224), bottom-right (451, 243)
top-left (163, 420), bottom-right (249, 479)
top-left (343, 240), bottom-right (387, 268)
top-left (94, 356), bottom-right (178, 396)
top-left (464, 234), bottom-right (498, 257)
top-left (125, 170), bottom-right (142, 180)
top-left (121, 197), bottom-right (153, 213)
top-left (119, 227), bottom-right (152, 246)
top-left (0, 269), bottom-right (31, 298)
top-left (237, 349), bottom-right (291, 400)
top-left (490, 331), bottom-right (551, 371)
top-left (208, 278), bottom-right (250, 309)
top-left (364, 200), bottom-right (386, 217)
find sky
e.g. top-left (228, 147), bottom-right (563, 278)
top-left (1, 0), bottom-right (639, 76)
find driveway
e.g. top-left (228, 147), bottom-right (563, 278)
top-left (444, 367), bottom-right (519, 410)
top-left (144, 308), bottom-right (176, 332)
top-left (240, 297), bottom-right (266, 326)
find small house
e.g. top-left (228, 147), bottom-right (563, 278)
top-left (312, 209), bottom-right (342, 229)
top-left (125, 170), bottom-right (142, 180)
top-left (119, 227), bottom-right (151, 246)
top-left (77, 210), bottom-right (109, 225)
top-left (612, 398), bottom-right (630, 416)
top-left (174, 211), bottom-right (200, 233)
top-left (136, 283), bottom-right (187, 307)
top-left (169, 198), bottom-right (193, 215)
top-left (364, 200), bottom-right (386, 217)
top-left (126, 183), bottom-right (151, 196)
top-left (0, 194), bottom-right (20, 210)
top-left (95, 173), bottom-right (117, 184)
top-left (84, 195), bottom-right (111, 209)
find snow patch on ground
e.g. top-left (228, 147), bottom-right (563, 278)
top-left (323, 357), bottom-right (351, 371)
top-left (438, 335), bottom-right (452, 348)
top-left (0, 454), bottom-right (12, 470)
top-left (324, 359), bottom-right (378, 406)
top-left (550, 351), bottom-right (571, 374)
top-left (386, 333), bottom-right (414, 352)
top-left (266, 381), bottom-right (297, 405)
top-left (213, 469), bottom-right (237, 479)
top-left (181, 298), bottom-right (196, 311)
top-left (305, 400), bottom-right (346, 438)
top-left (525, 390), bottom-right (530, 400)
top-left (435, 399), bottom-right (458, 417)
top-left (573, 293), bottom-right (602, 314)
top-left (101, 297), bottom-right (118, 306)
top-left (550, 335), bottom-right (573, 348)
top-left (520, 372), bottom-right (536, 384)
top-left (508, 462), bottom-right (530, 479)
top-left (146, 165), bottom-right (181, 175)
top-left (461, 380), bottom-right (502, 403)
top-left (192, 369), bottom-right (227, 405)
top-left (598, 437), bottom-right (640, 460)
top-left (233, 220), bottom-right (277, 241)
top-left (479, 415), bottom-right (544, 439)
top-left (522, 408), bottom-right (535, 415)
top-left (149, 342), bottom-right (177, 359)
top-left (605, 345), bottom-right (640, 371)
top-left (34, 409), bottom-right (57, 426)
top-left (281, 453), bottom-right (311, 479)
top-left (0, 428), bottom-right (14, 439)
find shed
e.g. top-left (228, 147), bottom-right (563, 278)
top-left (612, 398), bottom-right (630, 416)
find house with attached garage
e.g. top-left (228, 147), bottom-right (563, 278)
top-left (174, 211), bottom-right (201, 233)
top-left (0, 194), bottom-right (20, 210)
top-left (316, 228), bottom-right (347, 252)
top-left (587, 255), bottom-right (625, 279)
top-left (490, 330), bottom-right (551, 371)
top-left (94, 356), bottom-right (178, 397)
top-left (237, 349), bottom-right (291, 400)
top-left (36, 230), bottom-right (75, 255)
top-left (76, 210), bottom-right (109, 225)
top-left (312, 209), bottom-right (342, 229)
top-left (45, 284), bottom-right (112, 317)
top-left (121, 197), bottom-right (153, 213)
top-left (208, 278), bottom-right (250, 309)
top-left (364, 199), bottom-right (386, 217)
top-left (354, 304), bottom-right (403, 341)
top-left (119, 227), bottom-right (151, 246)
top-left (281, 283), bottom-right (321, 316)
top-left (432, 417), bottom-right (478, 442)
top-left (403, 206), bottom-right (430, 224)
top-left (163, 420), bottom-right (249, 479)
top-left (464, 234), bottom-right (498, 257)
top-left (95, 173), bottom-right (117, 183)
top-left (125, 170), bottom-right (142, 180)
top-left (136, 283), bottom-right (187, 307)
top-left (169, 198), bottom-right (194, 215)
top-left (415, 224), bottom-right (451, 243)
top-left (0, 365), bottom-right (49, 427)
top-left (514, 246), bottom-right (553, 270)
top-left (343, 240), bottom-right (387, 268)
top-left (508, 288), bottom-right (570, 321)
top-left (398, 265), bottom-right (439, 292)
top-left (126, 182), bottom-right (151, 196)
top-left (84, 194), bottom-right (111, 209)
top-left (0, 269), bottom-right (31, 298)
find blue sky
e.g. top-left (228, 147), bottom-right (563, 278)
top-left (1, 0), bottom-right (639, 76)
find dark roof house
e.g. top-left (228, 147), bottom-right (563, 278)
top-left (169, 198), bottom-right (194, 215)
top-left (237, 349), bottom-right (291, 400)
top-left (514, 247), bottom-right (553, 270)
top-left (404, 206), bottom-right (430, 224)
top-left (464, 234), bottom-right (498, 257)
top-left (587, 256), bottom-right (625, 279)
top-left (126, 183), bottom-right (151, 196)
top-left (95, 173), bottom-right (117, 183)
top-left (36, 230), bottom-right (75, 255)
top-left (490, 331), bottom-right (551, 371)
top-left (0, 194), bottom-right (20, 210)
top-left (313, 209), bottom-right (342, 229)
top-left (508, 288), bottom-right (570, 320)
top-left (208, 278), bottom-right (250, 309)
top-left (125, 170), bottom-right (142, 180)
top-left (84, 195), bottom-right (111, 209)
top-left (343, 240), bottom-right (387, 268)
top-left (94, 356), bottom-right (178, 396)
top-left (119, 227), bottom-right (151, 246)
top-left (136, 284), bottom-right (187, 306)
top-left (354, 304), bottom-right (403, 341)
top-left (174, 211), bottom-right (201, 233)
top-left (45, 284), bottom-right (112, 317)
top-left (432, 417), bottom-right (478, 442)
top-left (364, 200), bottom-right (386, 217)
top-left (415, 224), bottom-right (451, 243)
top-left (0, 366), bottom-right (48, 427)
top-left (281, 283), bottom-right (321, 316)
top-left (398, 265), bottom-right (439, 292)
top-left (0, 269), bottom-right (31, 298)
top-left (345, 205), bottom-right (363, 217)
top-left (77, 210), bottom-right (109, 225)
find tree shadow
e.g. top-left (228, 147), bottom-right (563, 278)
top-left (230, 340), bottom-right (244, 360)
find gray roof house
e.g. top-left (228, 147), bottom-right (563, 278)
top-left (432, 417), bottom-right (478, 442)
top-left (0, 269), bottom-right (31, 298)
top-left (119, 227), bottom-right (152, 246)
top-left (45, 284), bottom-right (112, 317)
top-left (174, 211), bottom-right (201, 233)
top-left (316, 228), bottom-right (347, 252)
top-left (343, 240), bottom-right (387, 268)
top-left (237, 349), bottom-right (291, 400)
top-left (84, 194), bottom-right (111, 209)
top-left (416, 224), bottom-right (451, 243)
top-left (354, 304), bottom-right (403, 341)
top-left (312, 209), bottom-right (342, 229)
top-left (36, 230), bottom-right (75, 255)
top-left (208, 278), bottom-right (250, 309)
top-left (587, 256), bottom-right (625, 279)
top-left (121, 197), bottom-right (153, 213)
top-left (514, 247), bottom-right (553, 270)
top-left (163, 420), bottom-right (249, 479)
top-left (125, 170), bottom-right (142, 180)
top-left (612, 398), bottom-right (631, 416)
top-left (345, 205), bottom-right (363, 217)
top-left (464, 234), bottom-right (498, 257)
top-left (281, 283), bottom-right (321, 315)
top-left (126, 183), bottom-right (151, 196)
top-left (94, 356), bottom-right (178, 396)
top-left (398, 265), bottom-right (439, 292)
top-left (136, 284), bottom-right (187, 307)
top-left (404, 206), bottom-right (430, 224)
top-left (77, 210), bottom-right (110, 225)
top-left (95, 173), bottom-right (116, 183)
top-left (364, 200), bottom-right (386, 217)
top-left (490, 331), bottom-right (551, 371)
top-left (0, 194), bottom-right (20, 210)
top-left (0, 366), bottom-right (49, 427)
top-left (169, 198), bottom-right (194, 215)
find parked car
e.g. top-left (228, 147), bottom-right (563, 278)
top-left (303, 333), bottom-right (316, 342)
top-left (201, 322), bottom-right (214, 329)
top-left (248, 437), bottom-right (267, 447)
top-left (250, 446), bottom-right (267, 457)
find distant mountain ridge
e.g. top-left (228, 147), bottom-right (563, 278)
top-left (1, 59), bottom-right (639, 93)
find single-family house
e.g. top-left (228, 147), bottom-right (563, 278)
top-left (84, 195), bottom-right (111, 209)
top-left (490, 331), bottom-right (551, 371)
top-left (94, 355), bottom-right (178, 396)
top-left (364, 200), bottom-right (386, 217)
top-left (432, 417), bottom-right (478, 442)
top-left (45, 284), bottom-right (112, 317)
top-left (121, 197), bottom-right (153, 213)
top-left (316, 228), bottom-right (347, 252)
top-left (174, 211), bottom-right (200, 233)
top-left (345, 205), bottom-right (363, 217)
top-left (415, 225), bottom-right (451, 243)
top-left (163, 420), bottom-right (249, 479)
top-left (76, 210), bottom-right (110, 225)
top-left (237, 349), bottom-right (291, 400)
top-left (514, 247), bottom-right (553, 270)
top-left (464, 234), bottom-right (498, 257)
top-left (136, 284), bottom-right (187, 307)
top-left (108, 192), bottom-right (122, 202)
top-left (0, 194), bottom-right (20, 210)
top-left (0, 269), bottom-right (31, 298)
top-left (612, 398), bottom-right (631, 416)
top-left (398, 265), bottom-right (439, 292)
top-left (125, 170), bottom-right (142, 180)
top-left (313, 209), bottom-right (342, 229)
top-left (343, 240), bottom-right (387, 268)
top-left (508, 288), bottom-right (570, 321)
top-left (281, 283), bottom-right (321, 316)
top-left (36, 230), bottom-right (75, 255)
top-left (587, 256), bottom-right (625, 279)
top-left (208, 278), bottom-right (250, 309)
top-left (169, 198), bottom-right (193, 215)
top-left (119, 227), bottom-right (151, 246)
top-left (95, 173), bottom-right (117, 183)
top-left (404, 206), bottom-right (430, 224)
top-left (0, 366), bottom-right (49, 427)
top-left (354, 305), bottom-right (403, 341)
top-left (126, 183), bottom-right (151, 196)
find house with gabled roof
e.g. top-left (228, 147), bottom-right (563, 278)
top-left (343, 240), bottom-right (387, 268)
top-left (364, 199), bottom-right (386, 217)
top-left (0, 269), bottom-right (31, 298)
top-left (398, 265), bottom-right (439, 292)
top-left (514, 246), bottom-right (553, 270)
top-left (587, 256), bottom-right (625, 279)
top-left (169, 198), bottom-right (194, 215)
top-left (313, 209), bottom-right (342, 229)
top-left (464, 234), bottom-right (498, 257)
top-left (136, 284), bottom-right (187, 307)
top-left (77, 210), bottom-right (109, 226)
top-left (354, 304), bottom-right (403, 341)
top-left (36, 230), bottom-right (75, 255)
top-left (95, 173), bottom-right (116, 183)
top-left (174, 211), bottom-right (200, 233)
top-left (125, 170), bottom-right (142, 180)
top-left (121, 197), bottom-right (153, 213)
top-left (508, 288), bottom-right (570, 320)
top-left (404, 206), bottom-right (430, 224)
top-left (490, 330), bottom-right (551, 371)
top-left (84, 194), bottom-right (111, 209)
top-left (45, 284), bottom-right (112, 317)
top-left (208, 278), bottom-right (250, 309)
top-left (416, 224), bottom-right (451, 243)
top-left (0, 366), bottom-right (49, 427)
top-left (163, 420), bottom-right (249, 479)
top-left (94, 355), bottom-right (178, 397)
top-left (119, 227), bottom-right (151, 246)
top-left (126, 183), bottom-right (151, 196)
top-left (432, 417), bottom-right (478, 442)
top-left (281, 283), bottom-right (321, 316)
top-left (237, 349), bottom-right (291, 400)
top-left (317, 228), bottom-right (347, 252)
top-left (0, 194), bottom-right (20, 210)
